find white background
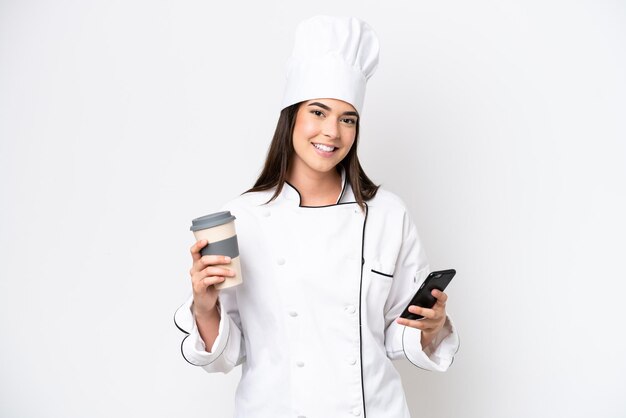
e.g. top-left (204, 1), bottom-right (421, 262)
top-left (1, 1), bottom-right (625, 417)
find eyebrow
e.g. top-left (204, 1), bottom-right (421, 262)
top-left (307, 102), bottom-right (359, 117)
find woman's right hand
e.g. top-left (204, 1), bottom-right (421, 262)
top-left (189, 239), bottom-right (235, 318)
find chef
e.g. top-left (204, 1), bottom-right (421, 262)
top-left (175, 15), bottom-right (460, 418)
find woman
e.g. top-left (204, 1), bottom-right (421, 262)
top-left (175, 15), bottom-right (459, 418)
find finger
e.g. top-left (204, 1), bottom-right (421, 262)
top-left (425, 302), bottom-right (446, 323)
top-left (202, 275), bottom-right (226, 288)
top-left (190, 240), bottom-right (208, 262)
top-left (200, 265), bottom-right (236, 279)
top-left (199, 254), bottom-right (232, 267)
top-left (408, 305), bottom-right (436, 320)
top-left (432, 289), bottom-right (448, 305)
top-left (191, 255), bottom-right (232, 275)
top-left (399, 315), bottom-right (442, 333)
top-left (191, 266), bottom-right (232, 284)
top-left (193, 275), bottom-right (225, 292)
top-left (396, 316), bottom-right (428, 330)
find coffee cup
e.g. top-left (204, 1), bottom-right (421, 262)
top-left (190, 211), bottom-right (242, 290)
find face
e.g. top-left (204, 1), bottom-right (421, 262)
top-left (290, 98), bottom-right (358, 177)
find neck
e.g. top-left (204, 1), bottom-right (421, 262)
top-left (286, 165), bottom-right (342, 206)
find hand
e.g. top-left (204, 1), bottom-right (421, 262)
top-left (396, 289), bottom-right (448, 349)
top-left (189, 239), bottom-right (236, 318)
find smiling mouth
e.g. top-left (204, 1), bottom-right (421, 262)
top-left (312, 143), bottom-right (337, 152)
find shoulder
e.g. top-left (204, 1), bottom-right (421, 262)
top-left (367, 187), bottom-right (419, 237)
top-left (362, 188), bottom-right (424, 260)
top-left (219, 188), bottom-right (275, 213)
top-left (367, 187), bottom-right (411, 213)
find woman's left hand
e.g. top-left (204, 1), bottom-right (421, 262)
top-left (396, 289), bottom-right (448, 349)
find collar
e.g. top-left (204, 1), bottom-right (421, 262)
top-left (282, 165), bottom-right (355, 207)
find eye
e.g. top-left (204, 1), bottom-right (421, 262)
top-left (341, 118), bottom-right (357, 125)
top-left (310, 110), bottom-right (325, 117)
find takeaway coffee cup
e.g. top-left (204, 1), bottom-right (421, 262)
top-left (190, 211), bottom-right (242, 290)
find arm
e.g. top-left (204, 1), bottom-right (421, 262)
top-left (174, 239), bottom-right (246, 373)
top-left (194, 303), bottom-right (221, 351)
top-left (174, 287), bottom-right (245, 373)
top-left (383, 209), bottom-right (459, 371)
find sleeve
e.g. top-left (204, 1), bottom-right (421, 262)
top-left (383, 208), bottom-right (460, 371)
top-left (173, 286), bottom-right (246, 374)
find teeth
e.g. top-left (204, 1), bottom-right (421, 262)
top-left (313, 143), bottom-right (335, 152)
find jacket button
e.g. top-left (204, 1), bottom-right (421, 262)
top-left (277, 257), bottom-right (286, 265)
top-left (288, 311), bottom-right (298, 317)
top-left (352, 408), bottom-right (361, 416)
top-left (296, 361), bottom-right (305, 367)
top-left (347, 357), bottom-right (357, 365)
top-left (345, 305), bottom-right (356, 314)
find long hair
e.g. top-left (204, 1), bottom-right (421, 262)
top-left (244, 102), bottom-right (379, 211)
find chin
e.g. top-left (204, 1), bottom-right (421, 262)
top-left (306, 162), bottom-right (339, 174)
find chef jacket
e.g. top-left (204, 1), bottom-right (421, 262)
top-left (175, 166), bottom-right (460, 418)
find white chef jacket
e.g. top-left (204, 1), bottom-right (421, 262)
top-left (175, 166), bottom-right (460, 418)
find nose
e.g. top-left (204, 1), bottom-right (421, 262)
top-left (321, 117), bottom-right (340, 140)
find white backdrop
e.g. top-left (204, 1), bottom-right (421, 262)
top-left (1, 1), bottom-right (625, 417)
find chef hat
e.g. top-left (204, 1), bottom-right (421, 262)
top-left (280, 15), bottom-right (380, 115)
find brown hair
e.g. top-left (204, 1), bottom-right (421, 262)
top-left (244, 102), bottom-right (379, 211)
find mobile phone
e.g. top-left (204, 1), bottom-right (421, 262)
top-left (399, 269), bottom-right (456, 320)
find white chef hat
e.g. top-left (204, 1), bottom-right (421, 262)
top-left (280, 15), bottom-right (380, 115)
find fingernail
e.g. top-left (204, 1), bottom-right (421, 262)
top-left (225, 256), bottom-right (231, 262)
